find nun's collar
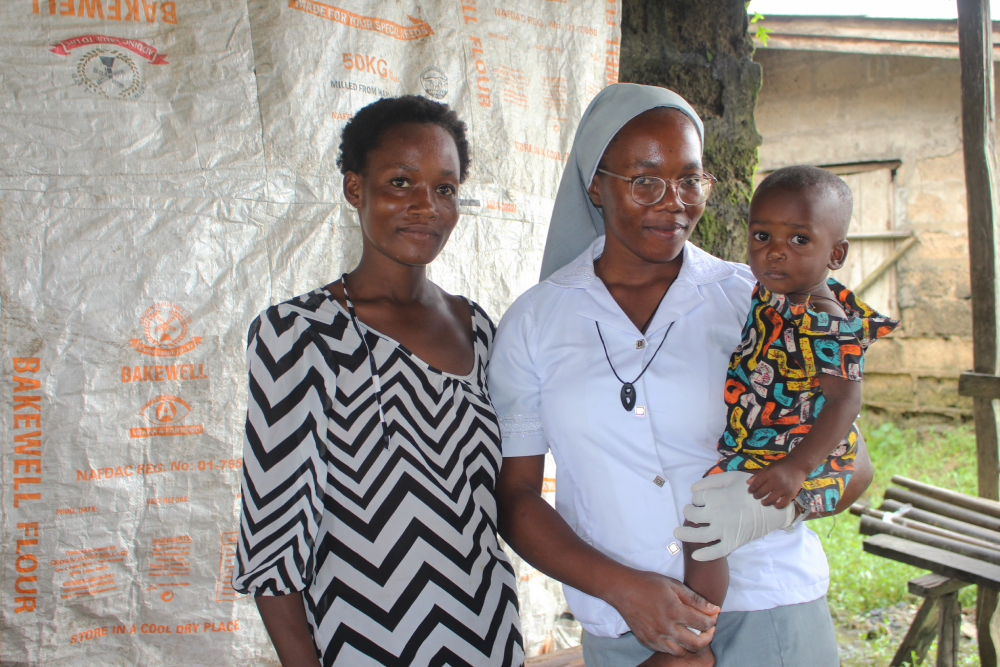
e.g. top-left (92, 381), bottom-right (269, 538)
top-left (545, 236), bottom-right (736, 289)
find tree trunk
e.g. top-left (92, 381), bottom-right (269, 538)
top-left (620, 0), bottom-right (762, 261)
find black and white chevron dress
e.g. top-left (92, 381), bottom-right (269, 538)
top-left (233, 288), bottom-right (524, 667)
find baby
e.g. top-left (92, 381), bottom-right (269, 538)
top-left (656, 166), bottom-right (898, 666)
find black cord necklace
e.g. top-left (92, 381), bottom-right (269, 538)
top-left (595, 285), bottom-right (675, 411)
top-left (341, 274), bottom-right (390, 449)
top-left (597, 320), bottom-right (675, 411)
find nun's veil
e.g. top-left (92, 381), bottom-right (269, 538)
top-left (538, 83), bottom-right (704, 281)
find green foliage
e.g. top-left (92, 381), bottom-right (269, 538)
top-left (749, 12), bottom-right (771, 47)
top-left (818, 421), bottom-right (978, 618)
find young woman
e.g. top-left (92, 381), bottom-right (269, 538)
top-left (233, 96), bottom-right (523, 667)
top-left (489, 84), bottom-right (872, 667)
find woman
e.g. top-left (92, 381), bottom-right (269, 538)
top-left (233, 96), bottom-right (523, 667)
top-left (489, 84), bottom-right (871, 666)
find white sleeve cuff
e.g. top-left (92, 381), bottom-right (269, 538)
top-left (498, 413), bottom-right (548, 456)
top-left (499, 413), bottom-right (543, 439)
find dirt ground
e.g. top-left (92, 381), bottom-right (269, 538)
top-left (836, 602), bottom-right (980, 666)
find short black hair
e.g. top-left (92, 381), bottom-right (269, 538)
top-left (754, 165), bottom-right (854, 236)
top-left (336, 95), bottom-right (471, 182)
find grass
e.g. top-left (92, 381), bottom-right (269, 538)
top-left (814, 420), bottom-right (981, 665)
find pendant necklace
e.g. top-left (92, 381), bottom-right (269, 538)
top-left (596, 286), bottom-right (674, 411)
top-left (341, 274), bottom-right (390, 449)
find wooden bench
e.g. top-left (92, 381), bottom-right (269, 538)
top-left (888, 572), bottom-right (970, 666)
top-left (854, 476), bottom-right (1000, 666)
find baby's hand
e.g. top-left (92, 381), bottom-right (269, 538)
top-left (746, 460), bottom-right (809, 509)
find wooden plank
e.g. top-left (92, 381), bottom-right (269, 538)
top-left (853, 236), bottom-right (918, 296)
top-left (958, 0), bottom-right (1000, 663)
top-left (866, 534), bottom-right (1000, 667)
top-left (884, 488), bottom-right (1000, 532)
top-left (846, 231), bottom-right (913, 241)
top-left (890, 597), bottom-right (939, 667)
top-left (855, 504), bottom-right (1000, 550)
top-left (980, 590), bottom-right (1000, 667)
top-left (823, 160), bottom-right (903, 176)
top-left (862, 534), bottom-right (1000, 589)
top-left (881, 498), bottom-right (1000, 544)
top-left (957, 0), bottom-right (1000, 497)
top-left (959, 371), bottom-right (1000, 399)
top-left (756, 160), bottom-right (902, 179)
top-left (860, 515), bottom-right (1000, 564)
top-left (909, 573), bottom-right (971, 598)
top-left (937, 592), bottom-right (961, 667)
top-left (893, 475), bottom-right (1000, 517)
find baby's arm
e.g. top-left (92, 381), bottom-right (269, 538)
top-left (747, 374), bottom-right (862, 508)
top-left (680, 519), bottom-right (728, 608)
top-left (636, 521), bottom-right (727, 667)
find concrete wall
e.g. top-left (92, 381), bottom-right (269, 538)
top-left (754, 48), bottom-right (984, 423)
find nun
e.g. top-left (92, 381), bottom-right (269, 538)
top-left (488, 83), bottom-right (870, 666)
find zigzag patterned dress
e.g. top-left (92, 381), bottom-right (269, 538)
top-left (233, 288), bottom-right (524, 667)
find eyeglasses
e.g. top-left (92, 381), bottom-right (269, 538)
top-left (596, 169), bottom-right (717, 207)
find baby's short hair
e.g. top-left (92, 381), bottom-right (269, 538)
top-left (754, 166), bottom-right (853, 236)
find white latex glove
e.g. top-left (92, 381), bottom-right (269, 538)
top-left (672, 471), bottom-right (796, 561)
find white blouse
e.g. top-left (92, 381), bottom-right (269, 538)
top-left (488, 238), bottom-right (829, 638)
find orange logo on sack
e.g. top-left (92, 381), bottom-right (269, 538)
top-left (142, 395), bottom-right (191, 424)
top-left (288, 0), bottom-right (433, 41)
top-left (130, 395), bottom-right (203, 438)
top-left (130, 303), bottom-right (201, 357)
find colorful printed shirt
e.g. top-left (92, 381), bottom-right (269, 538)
top-left (707, 278), bottom-right (899, 513)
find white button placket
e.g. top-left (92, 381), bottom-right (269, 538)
top-left (639, 327), bottom-right (669, 496)
top-left (633, 336), bottom-right (647, 417)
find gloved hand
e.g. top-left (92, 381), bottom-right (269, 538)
top-left (672, 471), bottom-right (796, 561)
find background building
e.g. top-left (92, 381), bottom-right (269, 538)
top-left (753, 15), bottom-right (1000, 423)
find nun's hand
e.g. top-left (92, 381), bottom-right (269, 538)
top-left (672, 471), bottom-right (795, 561)
top-left (608, 571), bottom-right (717, 656)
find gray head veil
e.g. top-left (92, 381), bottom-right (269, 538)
top-left (538, 83), bottom-right (705, 281)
